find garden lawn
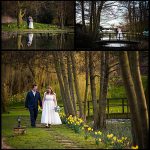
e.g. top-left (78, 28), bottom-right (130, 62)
top-left (2, 22), bottom-right (73, 33)
top-left (2, 105), bottom-right (105, 149)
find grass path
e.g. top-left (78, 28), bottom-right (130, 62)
top-left (2, 106), bottom-right (104, 149)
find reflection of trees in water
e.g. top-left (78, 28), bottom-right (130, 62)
top-left (3, 33), bottom-right (73, 49)
top-left (17, 34), bottom-right (23, 49)
top-left (37, 33), bottom-right (67, 49)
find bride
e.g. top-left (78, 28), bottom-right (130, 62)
top-left (29, 16), bottom-right (34, 29)
top-left (41, 86), bottom-right (62, 127)
top-left (117, 27), bottom-right (123, 40)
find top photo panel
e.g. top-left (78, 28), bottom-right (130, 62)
top-left (75, 1), bottom-right (149, 50)
top-left (1, 1), bottom-right (74, 50)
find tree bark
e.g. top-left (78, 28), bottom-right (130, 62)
top-left (128, 51), bottom-right (149, 149)
top-left (17, 1), bottom-right (26, 28)
top-left (67, 52), bottom-right (77, 115)
top-left (70, 52), bottom-right (83, 118)
top-left (52, 51), bottom-right (68, 115)
top-left (118, 51), bottom-right (143, 148)
top-left (59, 51), bottom-right (75, 116)
top-left (89, 51), bottom-right (98, 130)
top-left (1, 64), bottom-right (9, 113)
top-left (81, 1), bottom-right (86, 32)
top-left (83, 51), bottom-right (89, 121)
top-left (99, 51), bottom-right (109, 129)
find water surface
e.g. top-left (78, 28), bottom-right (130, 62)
top-left (2, 32), bottom-right (74, 50)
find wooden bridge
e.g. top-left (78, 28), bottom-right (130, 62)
top-left (94, 32), bottom-right (148, 50)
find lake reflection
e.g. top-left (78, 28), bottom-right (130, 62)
top-left (2, 32), bottom-right (74, 50)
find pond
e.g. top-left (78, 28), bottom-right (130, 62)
top-left (2, 32), bottom-right (74, 50)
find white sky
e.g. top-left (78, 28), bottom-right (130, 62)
top-left (76, 1), bottom-right (127, 28)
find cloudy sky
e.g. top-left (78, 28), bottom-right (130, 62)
top-left (76, 1), bottom-right (127, 28)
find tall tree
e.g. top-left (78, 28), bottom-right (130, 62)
top-left (70, 52), bottom-right (84, 118)
top-left (17, 1), bottom-right (26, 28)
top-left (89, 51), bottom-right (98, 130)
top-left (52, 51), bottom-right (68, 115)
top-left (80, 1), bottom-right (86, 32)
top-left (83, 51), bottom-right (89, 121)
top-left (98, 51), bottom-right (109, 129)
top-left (59, 52), bottom-right (75, 116)
top-left (67, 52), bottom-right (77, 115)
top-left (128, 51), bottom-right (149, 148)
top-left (118, 51), bottom-right (143, 148)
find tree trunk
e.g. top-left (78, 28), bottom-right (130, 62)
top-left (70, 52), bottom-right (83, 118)
top-left (89, 1), bottom-right (94, 32)
top-left (52, 51), bottom-right (68, 115)
top-left (118, 51), bottom-right (143, 148)
top-left (59, 51), bottom-right (75, 116)
top-left (1, 83), bottom-right (8, 113)
top-left (60, 1), bottom-right (65, 29)
top-left (83, 51), bottom-right (89, 121)
top-left (89, 51), bottom-right (98, 130)
top-left (17, 34), bottom-right (23, 49)
top-left (99, 51), bottom-right (109, 129)
top-left (145, 83), bottom-right (149, 114)
top-left (81, 1), bottom-right (86, 32)
top-left (67, 52), bottom-right (77, 115)
top-left (128, 51), bottom-right (149, 149)
top-left (1, 64), bottom-right (9, 113)
top-left (17, 1), bottom-right (26, 28)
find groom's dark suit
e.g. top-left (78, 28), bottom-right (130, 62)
top-left (25, 90), bottom-right (42, 127)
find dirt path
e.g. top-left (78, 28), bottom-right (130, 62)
top-left (1, 138), bottom-right (12, 149)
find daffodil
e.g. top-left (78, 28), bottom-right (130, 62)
top-left (99, 138), bottom-right (102, 142)
top-left (107, 133), bottom-right (113, 138)
top-left (95, 132), bottom-right (98, 135)
top-left (88, 127), bottom-right (91, 131)
top-left (98, 131), bottom-right (102, 135)
top-left (113, 136), bottom-right (117, 141)
top-left (131, 145), bottom-right (138, 149)
top-left (117, 139), bottom-right (122, 143)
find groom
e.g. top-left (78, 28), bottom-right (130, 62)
top-left (25, 84), bottom-right (42, 127)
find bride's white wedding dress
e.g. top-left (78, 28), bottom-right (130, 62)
top-left (41, 93), bottom-right (62, 125)
top-left (117, 28), bottom-right (123, 40)
top-left (29, 21), bottom-right (34, 29)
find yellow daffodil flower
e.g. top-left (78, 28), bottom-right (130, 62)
top-left (113, 136), bottom-right (117, 141)
top-left (99, 138), bottom-right (102, 142)
top-left (131, 145), bottom-right (138, 149)
top-left (98, 131), bottom-right (102, 135)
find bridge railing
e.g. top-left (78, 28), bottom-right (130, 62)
top-left (99, 32), bottom-right (145, 41)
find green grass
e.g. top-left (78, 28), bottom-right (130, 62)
top-left (1, 106), bottom-right (104, 149)
top-left (2, 105), bottom-right (132, 149)
top-left (2, 22), bottom-right (73, 32)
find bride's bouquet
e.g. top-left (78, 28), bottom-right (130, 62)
top-left (54, 106), bottom-right (61, 112)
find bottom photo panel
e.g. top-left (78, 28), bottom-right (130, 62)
top-left (1, 51), bottom-right (149, 149)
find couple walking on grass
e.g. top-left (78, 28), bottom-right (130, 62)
top-left (25, 84), bottom-right (62, 128)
